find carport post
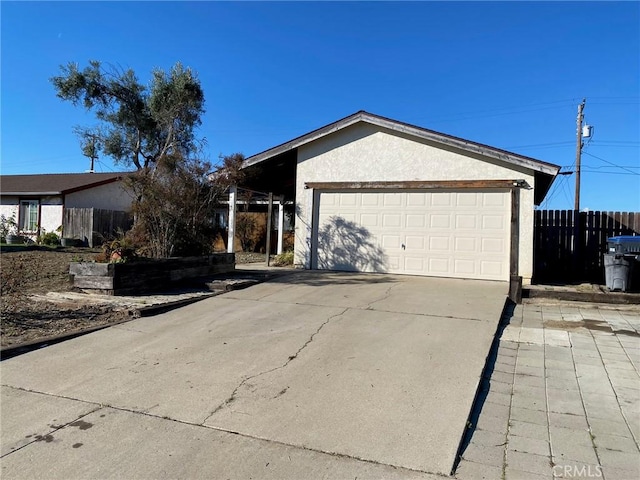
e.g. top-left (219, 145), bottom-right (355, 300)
top-left (509, 186), bottom-right (522, 303)
top-left (227, 186), bottom-right (237, 254)
top-left (277, 196), bottom-right (285, 254)
top-left (265, 192), bottom-right (273, 266)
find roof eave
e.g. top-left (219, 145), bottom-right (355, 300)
top-left (61, 176), bottom-right (124, 195)
top-left (1, 191), bottom-right (62, 196)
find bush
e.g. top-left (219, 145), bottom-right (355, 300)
top-left (126, 153), bottom-right (244, 258)
top-left (272, 250), bottom-right (294, 266)
top-left (38, 232), bottom-right (60, 246)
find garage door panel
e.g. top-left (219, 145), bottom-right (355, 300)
top-left (338, 194), bottom-right (357, 206)
top-left (404, 257), bottom-right (426, 271)
top-left (456, 192), bottom-right (479, 206)
top-left (428, 258), bottom-right (450, 273)
top-left (483, 191), bottom-right (507, 206)
top-left (454, 237), bottom-right (476, 252)
top-left (405, 236), bottom-right (425, 250)
top-left (455, 214), bottom-right (477, 229)
top-left (481, 238), bottom-right (505, 253)
top-left (383, 193), bottom-right (403, 206)
top-left (406, 193), bottom-right (427, 206)
top-left (430, 193), bottom-right (452, 207)
top-left (480, 261), bottom-right (505, 278)
top-left (406, 214), bottom-right (425, 228)
top-left (321, 193), bottom-right (338, 206)
top-left (454, 259), bottom-right (476, 275)
top-left (387, 256), bottom-right (401, 270)
top-left (360, 213), bottom-right (379, 227)
top-left (315, 190), bottom-right (509, 281)
top-left (429, 236), bottom-right (450, 251)
top-left (382, 214), bottom-right (402, 227)
top-left (361, 195), bottom-right (380, 206)
top-left (429, 214), bottom-right (451, 229)
top-left (381, 234), bottom-right (401, 249)
top-left (482, 215), bottom-right (505, 230)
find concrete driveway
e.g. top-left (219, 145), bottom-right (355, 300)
top-left (1, 271), bottom-right (507, 479)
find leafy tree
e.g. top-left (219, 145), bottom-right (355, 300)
top-left (51, 60), bottom-right (204, 170)
top-left (126, 153), bottom-right (245, 258)
top-left (52, 61), bottom-right (245, 258)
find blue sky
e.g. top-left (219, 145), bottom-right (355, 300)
top-left (2, 1), bottom-right (638, 211)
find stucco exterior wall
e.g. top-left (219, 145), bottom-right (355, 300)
top-left (65, 181), bottom-right (133, 211)
top-left (41, 203), bottom-right (64, 234)
top-left (0, 199), bottom-right (19, 227)
top-left (294, 123), bottom-right (536, 282)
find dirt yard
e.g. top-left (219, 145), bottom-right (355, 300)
top-left (0, 248), bottom-right (266, 348)
top-left (0, 248), bottom-right (130, 348)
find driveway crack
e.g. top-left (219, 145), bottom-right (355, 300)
top-left (201, 307), bottom-right (349, 424)
top-left (365, 282), bottom-right (399, 310)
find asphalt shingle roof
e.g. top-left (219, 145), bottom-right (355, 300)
top-left (0, 172), bottom-right (128, 195)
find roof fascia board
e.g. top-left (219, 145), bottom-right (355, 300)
top-left (61, 176), bottom-right (123, 195)
top-left (2, 192), bottom-right (62, 196)
top-left (243, 113), bottom-right (365, 167)
top-left (361, 114), bottom-right (560, 176)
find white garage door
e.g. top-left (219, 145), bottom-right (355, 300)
top-left (313, 189), bottom-right (510, 281)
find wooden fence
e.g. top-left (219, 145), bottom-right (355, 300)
top-left (63, 208), bottom-right (132, 248)
top-left (533, 210), bottom-right (640, 284)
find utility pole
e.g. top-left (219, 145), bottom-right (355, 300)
top-left (574, 98), bottom-right (586, 211)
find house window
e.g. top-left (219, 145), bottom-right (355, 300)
top-left (19, 200), bottom-right (39, 232)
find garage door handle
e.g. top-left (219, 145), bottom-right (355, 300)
top-left (402, 243), bottom-right (406, 250)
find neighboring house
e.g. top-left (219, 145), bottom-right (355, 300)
top-left (0, 172), bottom-right (133, 239)
top-left (236, 111), bottom-right (560, 284)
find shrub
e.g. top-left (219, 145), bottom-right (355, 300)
top-left (96, 234), bottom-right (138, 263)
top-left (0, 214), bottom-right (17, 239)
top-left (38, 232), bottom-right (61, 246)
top-left (126, 153), bottom-right (244, 258)
top-left (272, 250), bottom-right (294, 266)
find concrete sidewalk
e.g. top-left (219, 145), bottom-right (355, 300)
top-left (1, 271), bottom-right (507, 479)
top-left (456, 300), bottom-right (640, 480)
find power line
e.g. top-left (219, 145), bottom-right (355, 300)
top-left (582, 171), bottom-right (640, 176)
top-left (427, 103), bottom-right (574, 125)
top-left (504, 141), bottom-right (574, 149)
top-left (543, 167), bottom-right (574, 209)
top-left (579, 164), bottom-right (640, 170)
top-left (582, 152), bottom-right (640, 176)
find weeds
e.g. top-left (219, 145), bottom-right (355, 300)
top-left (272, 250), bottom-right (294, 267)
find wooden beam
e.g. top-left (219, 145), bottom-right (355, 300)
top-left (509, 187), bottom-right (522, 304)
top-left (305, 179), bottom-right (526, 191)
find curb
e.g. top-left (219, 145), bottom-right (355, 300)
top-left (523, 288), bottom-right (640, 305)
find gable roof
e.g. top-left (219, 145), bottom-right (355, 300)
top-left (0, 172), bottom-right (128, 196)
top-left (243, 110), bottom-right (561, 205)
top-left (245, 110), bottom-right (560, 176)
